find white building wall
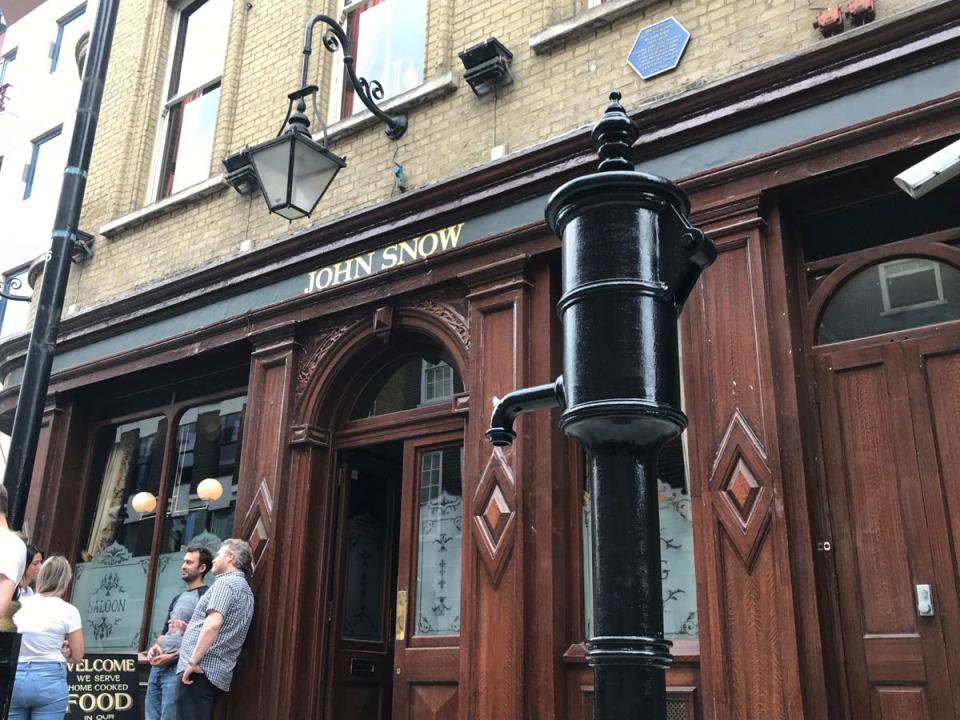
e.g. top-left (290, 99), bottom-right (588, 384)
top-left (0, 0), bottom-right (92, 338)
top-left (0, 0), bottom-right (95, 477)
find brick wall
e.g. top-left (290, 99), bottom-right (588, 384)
top-left (68, 0), bottom-right (930, 312)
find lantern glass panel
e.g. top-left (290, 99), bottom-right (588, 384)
top-left (249, 138), bottom-right (294, 210)
top-left (290, 136), bottom-right (344, 215)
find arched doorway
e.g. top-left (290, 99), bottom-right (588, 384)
top-left (315, 331), bottom-right (467, 720)
top-left (802, 233), bottom-right (960, 719)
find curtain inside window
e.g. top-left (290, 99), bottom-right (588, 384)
top-left (82, 429), bottom-right (138, 562)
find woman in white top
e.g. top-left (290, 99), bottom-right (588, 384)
top-left (17, 545), bottom-right (42, 599)
top-left (10, 555), bottom-right (84, 720)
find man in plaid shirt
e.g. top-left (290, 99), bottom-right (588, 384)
top-left (176, 538), bottom-right (255, 720)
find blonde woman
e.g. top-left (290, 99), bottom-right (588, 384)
top-left (10, 556), bottom-right (84, 720)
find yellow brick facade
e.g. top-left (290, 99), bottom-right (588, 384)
top-left (70, 0), bottom-right (931, 311)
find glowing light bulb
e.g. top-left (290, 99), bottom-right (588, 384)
top-left (197, 478), bottom-right (224, 502)
top-left (131, 491), bottom-right (157, 514)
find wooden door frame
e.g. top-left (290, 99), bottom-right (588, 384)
top-left (321, 417), bottom-right (465, 719)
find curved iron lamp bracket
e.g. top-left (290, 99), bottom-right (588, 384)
top-left (299, 14), bottom-right (407, 141)
top-left (0, 275), bottom-right (31, 302)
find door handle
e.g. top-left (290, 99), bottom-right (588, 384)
top-left (395, 590), bottom-right (407, 641)
top-left (916, 584), bottom-right (934, 617)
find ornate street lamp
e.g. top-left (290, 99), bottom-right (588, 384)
top-left (486, 92), bottom-right (716, 720)
top-left (226, 14), bottom-right (407, 220)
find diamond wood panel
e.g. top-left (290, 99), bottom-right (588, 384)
top-left (409, 684), bottom-right (458, 720)
top-left (237, 478), bottom-right (274, 584)
top-left (710, 410), bottom-right (773, 569)
top-left (471, 448), bottom-right (517, 585)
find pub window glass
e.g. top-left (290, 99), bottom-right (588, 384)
top-left (149, 395), bottom-right (246, 642)
top-left (414, 445), bottom-right (462, 636)
top-left (816, 257), bottom-right (960, 344)
top-left (351, 354), bottom-right (462, 419)
top-left (73, 416), bottom-right (167, 651)
top-left (581, 434), bottom-right (698, 640)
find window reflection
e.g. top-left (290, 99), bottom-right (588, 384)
top-left (73, 417), bottom-right (167, 651)
top-left (351, 356), bottom-right (462, 419)
top-left (817, 258), bottom-right (960, 344)
top-left (72, 394), bottom-right (246, 652)
top-left (150, 396), bottom-right (246, 643)
top-left (342, 0), bottom-right (427, 116)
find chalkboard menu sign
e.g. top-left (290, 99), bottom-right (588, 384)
top-left (66, 654), bottom-right (140, 720)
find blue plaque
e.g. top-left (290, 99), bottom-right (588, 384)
top-left (627, 17), bottom-right (690, 81)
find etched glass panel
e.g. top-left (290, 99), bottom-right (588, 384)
top-left (817, 258), bottom-right (960, 344)
top-left (341, 471), bottom-right (390, 642)
top-left (582, 436), bottom-right (698, 639)
top-left (415, 446), bottom-right (462, 636)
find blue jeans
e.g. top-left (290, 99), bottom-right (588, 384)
top-left (9, 662), bottom-right (68, 720)
top-left (146, 663), bottom-right (181, 720)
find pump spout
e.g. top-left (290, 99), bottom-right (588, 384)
top-left (486, 377), bottom-right (565, 447)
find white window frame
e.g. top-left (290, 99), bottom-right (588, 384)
top-left (0, 48), bottom-right (16, 86)
top-left (878, 258), bottom-right (946, 315)
top-left (325, 0), bottom-right (428, 125)
top-left (419, 359), bottom-right (454, 405)
top-left (50, 4), bottom-right (86, 74)
top-left (146, 0), bottom-right (229, 202)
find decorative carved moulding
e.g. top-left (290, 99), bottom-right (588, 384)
top-left (289, 424), bottom-right (332, 447)
top-left (404, 298), bottom-right (471, 350)
top-left (296, 320), bottom-right (362, 395)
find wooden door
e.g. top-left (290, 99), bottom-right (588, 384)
top-left (326, 453), bottom-right (402, 720)
top-left (391, 433), bottom-right (462, 720)
top-left (815, 340), bottom-right (960, 719)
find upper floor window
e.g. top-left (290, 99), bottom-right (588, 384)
top-left (333, 0), bottom-right (427, 120)
top-left (23, 126), bottom-right (63, 200)
top-left (154, 0), bottom-right (231, 198)
top-left (0, 48), bottom-right (16, 92)
top-left (50, 4), bottom-right (85, 73)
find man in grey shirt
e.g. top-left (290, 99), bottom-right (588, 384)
top-left (176, 538), bottom-right (255, 720)
top-left (145, 545), bottom-right (212, 720)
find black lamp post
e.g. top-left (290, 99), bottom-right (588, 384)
top-left (486, 92), bottom-right (715, 720)
top-left (226, 14), bottom-right (406, 220)
top-left (1, 2), bottom-right (120, 718)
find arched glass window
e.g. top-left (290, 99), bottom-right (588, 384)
top-left (817, 257), bottom-right (960, 344)
top-left (351, 353), bottom-right (463, 419)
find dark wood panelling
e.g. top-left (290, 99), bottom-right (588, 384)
top-left (719, 532), bottom-right (782, 719)
top-left (873, 687), bottom-right (929, 720)
top-left (223, 328), bottom-right (298, 720)
top-left (459, 257), bottom-right (531, 720)
top-left (408, 683), bottom-right (457, 720)
top-left (28, 397), bottom-right (90, 554)
top-left (681, 198), bottom-right (805, 720)
top-left (906, 334), bottom-right (960, 712)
